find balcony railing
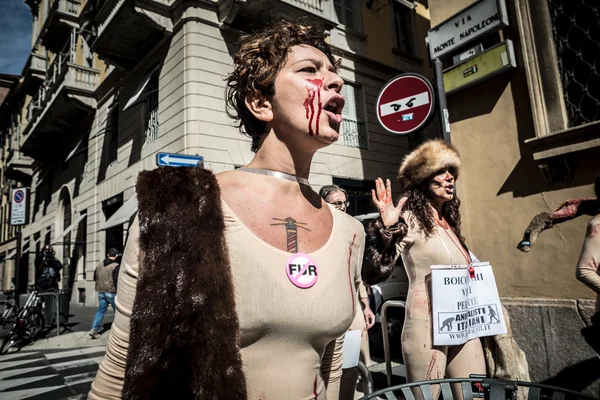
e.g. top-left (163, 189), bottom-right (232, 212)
top-left (6, 149), bottom-right (34, 169)
top-left (49, 0), bottom-right (80, 17)
top-left (31, 53), bottom-right (47, 73)
top-left (342, 119), bottom-right (368, 149)
top-left (283, 0), bottom-right (325, 14)
top-left (144, 108), bottom-right (160, 145)
top-left (39, 0), bottom-right (81, 52)
top-left (27, 87), bottom-right (46, 122)
top-left (24, 35), bottom-right (100, 136)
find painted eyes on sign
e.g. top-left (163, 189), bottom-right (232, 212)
top-left (390, 97), bottom-right (417, 112)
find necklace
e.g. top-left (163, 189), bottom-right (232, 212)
top-left (237, 167), bottom-right (311, 187)
top-left (435, 218), bottom-right (471, 264)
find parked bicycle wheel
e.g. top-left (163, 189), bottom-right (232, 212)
top-left (27, 310), bottom-right (45, 340)
top-left (0, 300), bottom-right (18, 337)
top-left (0, 330), bottom-right (17, 354)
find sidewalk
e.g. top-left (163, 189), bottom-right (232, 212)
top-left (6, 300), bottom-right (404, 398)
top-left (19, 302), bottom-right (115, 351)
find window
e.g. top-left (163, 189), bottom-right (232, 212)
top-left (144, 71), bottom-right (159, 145)
top-left (333, 178), bottom-right (377, 217)
top-left (393, 1), bottom-right (415, 55)
top-left (334, 0), bottom-right (357, 30)
top-left (340, 83), bottom-right (368, 149)
top-left (548, 0), bottom-right (600, 128)
top-left (107, 101), bottom-right (119, 164)
top-left (514, 0), bottom-right (600, 161)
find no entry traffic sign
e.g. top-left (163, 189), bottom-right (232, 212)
top-left (376, 73), bottom-right (435, 135)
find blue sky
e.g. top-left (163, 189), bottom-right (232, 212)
top-left (0, 0), bottom-right (33, 75)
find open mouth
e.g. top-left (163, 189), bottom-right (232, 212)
top-left (323, 95), bottom-right (344, 124)
top-left (445, 185), bottom-right (455, 194)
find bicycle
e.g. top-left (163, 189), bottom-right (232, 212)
top-left (0, 290), bottom-right (19, 338)
top-left (0, 290), bottom-right (46, 354)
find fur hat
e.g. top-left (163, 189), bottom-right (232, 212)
top-left (397, 139), bottom-right (461, 191)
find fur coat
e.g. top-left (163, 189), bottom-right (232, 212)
top-left (122, 167), bottom-right (247, 399)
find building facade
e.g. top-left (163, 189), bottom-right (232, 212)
top-left (427, 0), bottom-right (599, 394)
top-left (0, 73), bottom-right (26, 291)
top-left (0, 0), bottom-right (436, 304)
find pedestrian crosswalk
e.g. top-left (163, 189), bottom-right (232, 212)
top-left (0, 346), bottom-right (105, 399)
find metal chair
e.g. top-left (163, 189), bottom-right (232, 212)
top-left (381, 300), bottom-right (407, 386)
top-left (354, 360), bottom-right (375, 396)
top-left (358, 377), bottom-right (597, 400)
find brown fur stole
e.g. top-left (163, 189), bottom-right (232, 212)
top-left (123, 167), bottom-right (247, 399)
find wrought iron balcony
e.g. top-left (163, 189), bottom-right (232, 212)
top-left (341, 119), bottom-right (368, 149)
top-left (39, 0), bottom-right (81, 53)
top-left (218, 0), bottom-right (336, 28)
top-left (91, 0), bottom-right (173, 68)
top-left (21, 52), bottom-right (47, 95)
top-left (22, 40), bottom-right (100, 161)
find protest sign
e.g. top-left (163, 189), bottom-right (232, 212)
top-left (431, 262), bottom-right (507, 346)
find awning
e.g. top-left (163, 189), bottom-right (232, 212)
top-left (55, 213), bottom-right (87, 241)
top-left (102, 194), bottom-right (138, 230)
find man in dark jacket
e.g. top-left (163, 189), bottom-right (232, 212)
top-left (35, 245), bottom-right (63, 292)
top-left (89, 248), bottom-right (119, 339)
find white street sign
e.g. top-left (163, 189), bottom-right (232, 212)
top-left (10, 188), bottom-right (28, 226)
top-left (428, 0), bottom-right (509, 60)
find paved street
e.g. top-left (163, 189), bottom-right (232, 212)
top-left (0, 301), bottom-right (403, 399)
top-left (0, 300), bottom-right (115, 399)
top-left (0, 346), bottom-right (104, 399)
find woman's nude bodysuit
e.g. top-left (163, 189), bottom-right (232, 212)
top-left (370, 211), bottom-right (486, 398)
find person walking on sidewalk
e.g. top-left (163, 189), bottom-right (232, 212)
top-left (89, 248), bottom-right (119, 339)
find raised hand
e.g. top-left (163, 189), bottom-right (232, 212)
top-left (371, 178), bottom-right (407, 228)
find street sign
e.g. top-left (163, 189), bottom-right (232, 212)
top-left (10, 188), bottom-right (29, 226)
top-left (428, 0), bottom-right (509, 60)
top-left (376, 73), bottom-right (435, 135)
top-left (156, 153), bottom-right (204, 168)
top-left (444, 40), bottom-right (516, 95)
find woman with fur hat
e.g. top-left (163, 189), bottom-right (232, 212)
top-left (89, 20), bottom-right (365, 400)
top-left (363, 139), bottom-right (485, 398)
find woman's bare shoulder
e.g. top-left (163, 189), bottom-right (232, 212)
top-left (216, 170), bottom-right (247, 194)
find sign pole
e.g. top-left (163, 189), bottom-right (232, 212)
top-left (14, 228), bottom-right (21, 308)
top-left (433, 58), bottom-right (451, 143)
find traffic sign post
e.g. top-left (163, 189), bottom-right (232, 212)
top-left (156, 153), bottom-right (204, 168)
top-left (10, 188), bottom-right (29, 306)
top-left (376, 73), bottom-right (435, 136)
top-left (10, 188), bottom-right (29, 226)
top-left (434, 59), bottom-right (452, 143)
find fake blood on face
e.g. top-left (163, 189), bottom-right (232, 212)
top-left (303, 78), bottom-right (324, 136)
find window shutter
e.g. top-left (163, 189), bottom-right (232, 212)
top-left (341, 83), bottom-right (364, 122)
top-left (340, 83), bottom-right (367, 149)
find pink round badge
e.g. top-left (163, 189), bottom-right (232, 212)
top-left (286, 253), bottom-right (318, 289)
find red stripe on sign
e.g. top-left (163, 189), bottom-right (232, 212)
top-left (346, 234), bottom-right (357, 317)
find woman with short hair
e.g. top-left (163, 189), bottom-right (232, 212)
top-left (89, 20), bottom-right (365, 400)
